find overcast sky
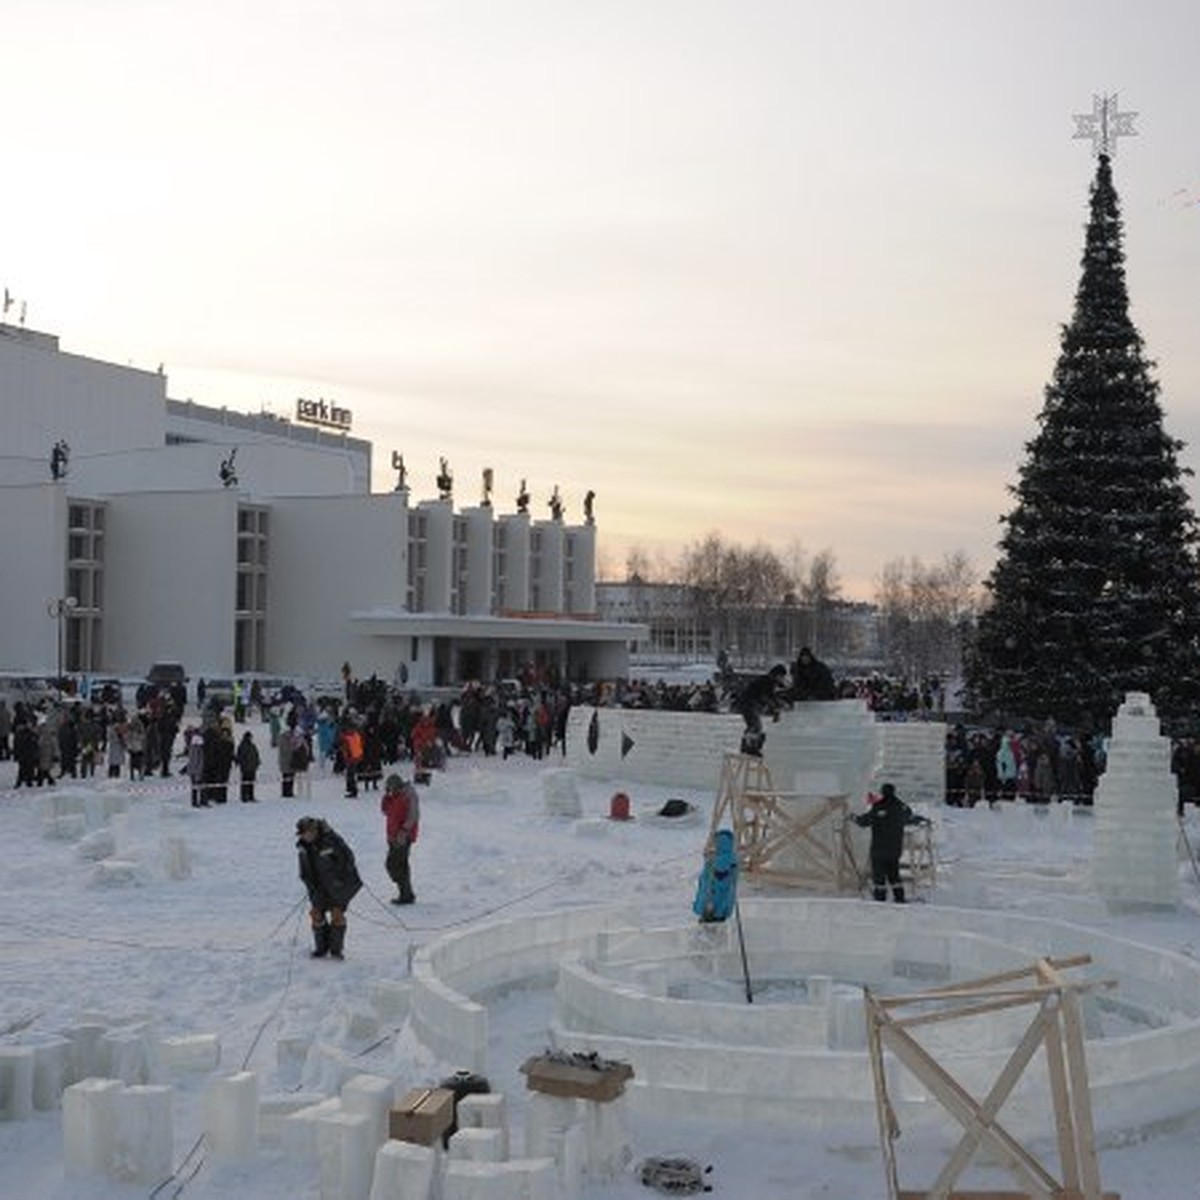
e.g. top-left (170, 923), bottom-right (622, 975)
top-left (4, 0), bottom-right (1199, 597)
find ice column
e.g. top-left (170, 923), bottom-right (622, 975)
top-left (525, 1093), bottom-right (585, 1199)
top-left (369, 1138), bottom-right (437, 1200)
top-left (0, 1047), bottom-right (35, 1120)
top-left (456, 1092), bottom-right (509, 1158)
top-left (112, 1084), bottom-right (173, 1183)
top-left (341, 1073), bottom-right (395, 1152)
top-left (63, 1078), bottom-right (123, 1175)
top-left (317, 1110), bottom-right (373, 1200)
top-left (1092, 692), bottom-right (1179, 909)
top-left (205, 1070), bottom-right (259, 1161)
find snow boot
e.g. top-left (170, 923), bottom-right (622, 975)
top-left (328, 923), bottom-right (346, 959)
top-left (310, 923), bottom-right (331, 958)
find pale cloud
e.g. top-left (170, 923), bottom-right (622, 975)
top-left (4, 0), bottom-right (1200, 599)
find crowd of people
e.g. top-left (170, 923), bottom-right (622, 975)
top-left (8, 656), bottom-right (1200, 818)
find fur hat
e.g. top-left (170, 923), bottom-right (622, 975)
top-left (385, 773), bottom-right (405, 792)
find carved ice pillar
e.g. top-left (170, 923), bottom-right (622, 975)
top-left (1092, 692), bottom-right (1179, 909)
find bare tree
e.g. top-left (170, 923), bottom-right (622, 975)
top-left (680, 533), bottom-right (792, 666)
top-left (876, 552), bottom-right (979, 682)
top-left (625, 544), bottom-right (653, 582)
top-left (798, 548), bottom-right (841, 654)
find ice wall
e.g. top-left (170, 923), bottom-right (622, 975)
top-left (1092, 692), bottom-right (1179, 909)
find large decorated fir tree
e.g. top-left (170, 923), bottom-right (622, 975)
top-left (968, 143), bottom-right (1200, 730)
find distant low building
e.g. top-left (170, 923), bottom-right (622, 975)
top-left (596, 577), bottom-right (885, 673)
top-left (0, 321), bottom-right (641, 687)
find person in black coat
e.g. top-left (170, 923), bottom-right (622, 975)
top-left (735, 664), bottom-right (789, 756)
top-left (13, 719), bottom-right (38, 788)
top-left (211, 723), bottom-right (235, 804)
top-left (853, 782), bottom-right (930, 903)
top-left (791, 646), bottom-right (836, 701)
top-left (236, 730), bottom-right (261, 803)
top-left (296, 817), bottom-right (363, 959)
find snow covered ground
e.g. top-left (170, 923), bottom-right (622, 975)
top-left (3, 719), bottom-right (1200, 1199)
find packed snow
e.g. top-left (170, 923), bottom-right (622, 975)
top-left (3, 714), bottom-right (1200, 1199)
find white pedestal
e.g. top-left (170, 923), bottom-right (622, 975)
top-left (317, 1110), bottom-right (374, 1200)
top-left (449, 1126), bottom-right (505, 1162)
top-left (370, 1138), bottom-right (438, 1200)
top-left (341, 1073), bottom-right (395, 1150)
top-left (32, 1037), bottom-right (71, 1110)
top-left (457, 1092), bottom-right (509, 1158)
top-left (112, 1084), bottom-right (173, 1182)
top-left (206, 1070), bottom-right (259, 1161)
top-left (0, 1046), bottom-right (35, 1120)
top-left (63, 1077), bottom-right (123, 1175)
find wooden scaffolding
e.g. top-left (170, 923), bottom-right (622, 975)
top-left (864, 954), bottom-right (1119, 1200)
top-left (707, 751), bottom-right (869, 893)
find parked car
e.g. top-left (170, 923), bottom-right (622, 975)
top-left (147, 661), bottom-right (187, 688)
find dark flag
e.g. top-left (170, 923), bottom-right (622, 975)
top-left (620, 731), bottom-right (635, 759)
top-left (587, 709), bottom-right (600, 755)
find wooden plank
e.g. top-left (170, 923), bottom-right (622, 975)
top-left (864, 990), bottom-right (903, 1200)
top-left (1059, 986), bottom-right (1103, 1200)
top-left (1041, 1000), bottom-right (1080, 1192)
top-left (877, 956), bottom-right (1092, 1002)
top-left (898, 1192), bottom-right (1119, 1199)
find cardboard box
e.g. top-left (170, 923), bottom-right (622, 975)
top-left (520, 1055), bottom-right (634, 1102)
top-left (388, 1087), bottom-right (455, 1145)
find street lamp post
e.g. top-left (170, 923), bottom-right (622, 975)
top-left (47, 596), bottom-right (78, 691)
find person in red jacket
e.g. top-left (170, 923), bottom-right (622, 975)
top-left (381, 772), bottom-right (420, 905)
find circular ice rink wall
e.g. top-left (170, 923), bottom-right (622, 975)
top-left (409, 897), bottom-right (1200, 1144)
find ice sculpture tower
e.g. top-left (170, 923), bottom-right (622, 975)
top-left (1092, 692), bottom-right (1178, 909)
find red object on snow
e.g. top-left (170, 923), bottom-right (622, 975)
top-left (609, 792), bottom-right (632, 820)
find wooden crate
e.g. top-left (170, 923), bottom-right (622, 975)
top-left (388, 1087), bottom-right (455, 1145)
top-left (520, 1055), bottom-right (633, 1102)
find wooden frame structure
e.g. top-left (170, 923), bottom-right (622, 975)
top-left (864, 955), bottom-right (1119, 1200)
top-left (901, 820), bottom-right (937, 894)
top-left (707, 752), bottom-right (867, 893)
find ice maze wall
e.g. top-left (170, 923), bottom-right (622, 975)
top-left (12, 898), bottom-right (1200, 1190)
top-left (564, 701), bottom-right (945, 803)
top-left (408, 899), bottom-right (1200, 1141)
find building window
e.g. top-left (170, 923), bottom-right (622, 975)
top-left (61, 500), bottom-right (106, 671)
top-left (234, 505), bottom-right (269, 672)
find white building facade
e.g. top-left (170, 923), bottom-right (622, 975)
top-left (0, 321), bottom-right (636, 687)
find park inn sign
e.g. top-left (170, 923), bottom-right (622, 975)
top-left (295, 397), bottom-right (352, 431)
